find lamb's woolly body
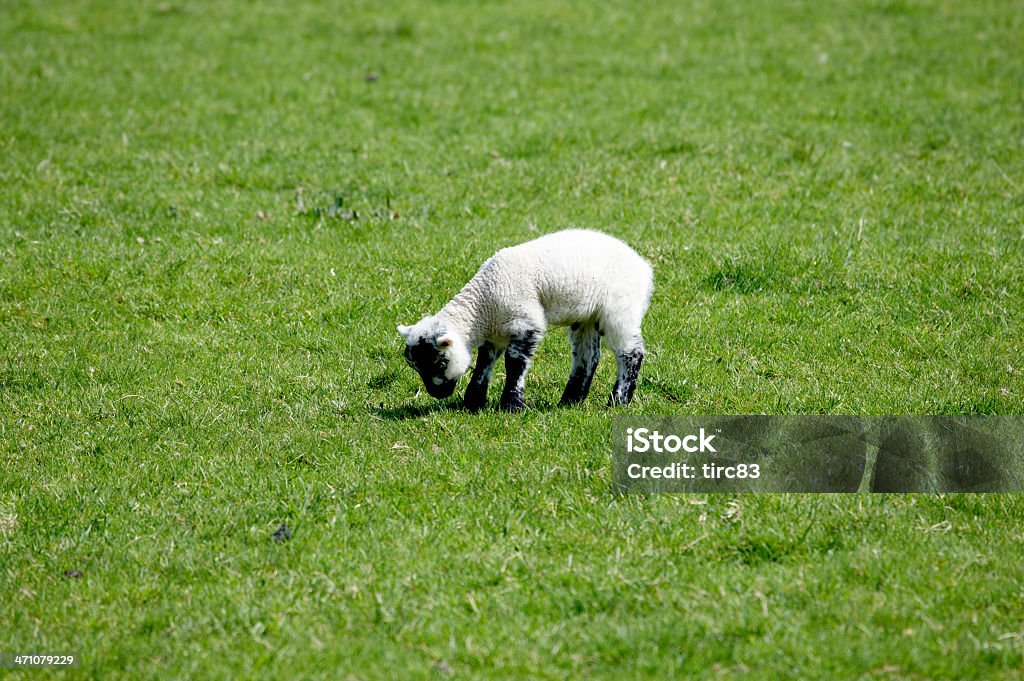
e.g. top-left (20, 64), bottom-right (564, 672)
top-left (399, 229), bottom-right (653, 409)
top-left (438, 229), bottom-right (653, 352)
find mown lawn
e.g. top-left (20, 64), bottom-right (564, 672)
top-left (2, 0), bottom-right (1023, 678)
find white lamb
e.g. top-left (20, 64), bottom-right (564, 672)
top-left (397, 229), bottom-right (654, 411)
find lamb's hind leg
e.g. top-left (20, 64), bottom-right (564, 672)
top-left (609, 336), bottom-right (645, 407)
top-left (560, 323), bottom-right (601, 405)
top-left (501, 329), bottom-right (542, 413)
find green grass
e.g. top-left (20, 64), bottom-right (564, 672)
top-left (2, 0), bottom-right (1024, 677)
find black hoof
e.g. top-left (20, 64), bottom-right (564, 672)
top-left (608, 393), bottom-right (632, 407)
top-left (500, 398), bottom-right (526, 413)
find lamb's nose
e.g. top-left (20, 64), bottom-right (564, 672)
top-left (426, 381), bottom-right (456, 399)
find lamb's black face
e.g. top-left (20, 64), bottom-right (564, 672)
top-left (404, 338), bottom-right (458, 399)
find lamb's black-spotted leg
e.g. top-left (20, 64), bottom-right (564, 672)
top-left (609, 340), bottom-right (645, 406)
top-left (560, 323), bottom-right (601, 405)
top-left (500, 330), bottom-right (541, 413)
top-left (464, 342), bottom-right (498, 413)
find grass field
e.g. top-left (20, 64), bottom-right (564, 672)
top-left (2, 0), bottom-right (1024, 677)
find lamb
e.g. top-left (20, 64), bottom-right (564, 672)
top-left (397, 229), bottom-right (654, 412)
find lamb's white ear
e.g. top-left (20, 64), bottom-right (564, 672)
top-left (436, 336), bottom-right (453, 348)
top-left (397, 324), bottom-right (412, 338)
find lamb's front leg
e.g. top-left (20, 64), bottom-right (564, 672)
top-left (464, 342), bottom-right (498, 413)
top-left (501, 330), bottom-right (542, 413)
